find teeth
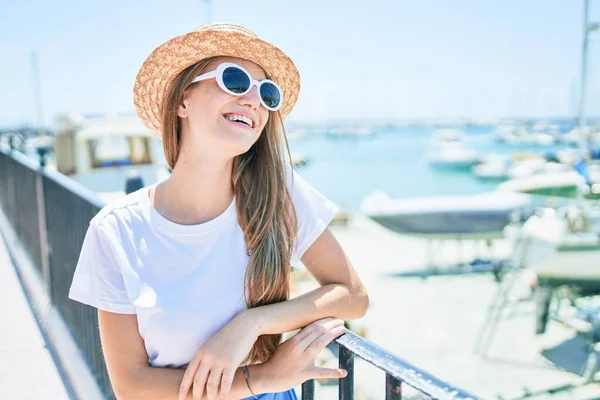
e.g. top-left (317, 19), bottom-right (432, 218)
top-left (225, 114), bottom-right (253, 128)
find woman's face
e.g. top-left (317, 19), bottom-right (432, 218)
top-left (177, 56), bottom-right (271, 159)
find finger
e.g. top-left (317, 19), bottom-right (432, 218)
top-left (295, 318), bottom-right (342, 343)
top-left (296, 319), bottom-right (343, 351)
top-left (192, 364), bottom-right (210, 400)
top-left (311, 366), bottom-right (348, 380)
top-left (205, 367), bottom-right (223, 400)
top-left (304, 325), bottom-right (347, 357)
top-left (179, 357), bottom-right (201, 400)
top-left (219, 366), bottom-right (236, 398)
top-left (296, 319), bottom-right (344, 350)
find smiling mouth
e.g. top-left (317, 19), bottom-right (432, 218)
top-left (223, 113), bottom-right (255, 129)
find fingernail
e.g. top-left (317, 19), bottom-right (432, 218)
top-left (341, 369), bottom-right (348, 377)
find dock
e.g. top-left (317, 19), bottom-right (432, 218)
top-left (0, 233), bottom-right (71, 399)
top-left (296, 215), bottom-right (600, 399)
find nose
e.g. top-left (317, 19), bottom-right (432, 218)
top-left (239, 86), bottom-right (261, 110)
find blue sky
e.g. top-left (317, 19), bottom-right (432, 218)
top-left (1, 0), bottom-right (599, 127)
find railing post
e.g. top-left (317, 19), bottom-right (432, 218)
top-left (386, 375), bottom-right (402, 400)
top-left (339, 345), bottom-right (354, 399)
top-left (35, 146), bottom-right (51, 291)
top-left (301, 380), bottom-right (314, 400)
top-left (334, 329), bottom-right (479, 399)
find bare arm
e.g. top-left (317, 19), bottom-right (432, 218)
top-left (244, 228), bottom-right (369, 336)
top-left (98, 310), bottom-right (267, 400)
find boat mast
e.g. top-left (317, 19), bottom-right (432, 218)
top-left (578, 0), bottom-right (599, 159)
top-left (31, 51), bottom-right (45, 137)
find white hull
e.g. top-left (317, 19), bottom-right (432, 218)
top-left (508, 209), bottom-right (600, 281)
top-left (362, 191), bottom-right (533, 240)
top-left (498, 171), bottom-right (586, 194)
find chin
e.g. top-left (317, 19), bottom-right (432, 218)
top-left (221, 136), bottom-right (259, 158)
top-left (213, 121), bottom-right (261, 155)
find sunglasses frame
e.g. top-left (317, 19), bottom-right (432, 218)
top-left (191, 62), bottom-right (283, 112)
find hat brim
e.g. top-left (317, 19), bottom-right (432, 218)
top-left (133, 29), bottom-right (300, 135)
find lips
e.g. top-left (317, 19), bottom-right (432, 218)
top-left (224, 117), bottom-right (254, 131)
top-left (223, 113), bottom-right (256, 129)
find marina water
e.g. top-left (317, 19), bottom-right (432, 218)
top-left (290, 124), bottom-right (577, 212)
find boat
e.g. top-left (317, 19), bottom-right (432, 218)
top-left (427, 129), bottom-right (479, 170)
top-left (493, 123), bottom-right (559, 146)
top-left (506, 159), bottom-right (570, 180)
top-left (472, 152), bottom-right (559, 181)
top-left (52, 113), bottom-right (170, 202)
top-left (498, 168), bottom-right (600, 200)
top-left (493, 125), bottom-right (528, 144)
top-left (360, 190), bottom-right (533, 240)
top-left (505, 204), bottom-right (600, 334)
top-left (559, 126), bottom-right (593, 145)
top-left (509, 206), bottom-right (600, 280)
top-left (479, 10), bottom-right (600, 396)
top-left (472, 154), bottom-right (511, 180)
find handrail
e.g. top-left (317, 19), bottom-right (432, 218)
top-left (0, 144), bottom-right (106, 210)
top-left (331, 329), bottom-right (478, 399)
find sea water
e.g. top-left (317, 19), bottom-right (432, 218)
top-left (289, 125), bottom-right (574, 212)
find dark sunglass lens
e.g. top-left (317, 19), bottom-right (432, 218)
top-left (222, 67), bottom-right (250, 94)
top-left (260, 83), bottom-right (281, 109)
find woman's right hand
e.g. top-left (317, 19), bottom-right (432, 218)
top-left (255, 317), bottom-right (348, 394)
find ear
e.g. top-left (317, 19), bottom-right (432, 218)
top-left (177, 89), bottom-right (191, 119)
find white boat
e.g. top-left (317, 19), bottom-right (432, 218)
top-left (531, 121), bottom-right (560, 135)
top-left (505, 205), bottom-right (600, 309)
top-left (493, 123), bottom-right (557, 146)
top-left (498, 168), bottom-right (600, 199)
top-left (505, 158), bottom-right (547, 179)
top-left (506, 160), bottom-right (569, 180)
top-left (559, 126), bottom-right (594, 145)
top-left (552, 148), bottom-right (580, 164)
top-left (493, 125), bottom-right (524, 143)
top-left (532, 133), bottom-right (556, 146)
top-left (427, 129), bottom-right (479, 169)
top-left (360, 190), bottom-right (533, 240)
top-left (472, 153), bottom-right (511, 180)
top-left (52, 113), bottom-right (169, 201)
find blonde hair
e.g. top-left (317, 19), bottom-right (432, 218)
top-left (161, 57), bottom-right (298, 363)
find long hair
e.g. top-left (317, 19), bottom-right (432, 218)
top-left (160, 58), bottom-right (298, 363)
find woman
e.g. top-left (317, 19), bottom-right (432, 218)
top-left (69, 22), bottom-right (369, 400)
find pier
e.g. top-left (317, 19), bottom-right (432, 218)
top-left (0, 144), bottom-right (481, 399)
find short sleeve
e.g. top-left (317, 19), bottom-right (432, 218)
top-left (68, 221), bottom-right (136, 314)
top-left (288, 167), bottom-right (340, 266)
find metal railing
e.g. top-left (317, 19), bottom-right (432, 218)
top-left (0, 144), bottom-right (480, 400)
top-left (301, 329), bottom-right (478, 399)
top-left (0, 144), bottom-right (111, 397)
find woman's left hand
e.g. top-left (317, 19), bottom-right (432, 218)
top-left (178, 311), bottom-right (260, 400)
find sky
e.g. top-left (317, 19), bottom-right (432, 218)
top-left (1, 0), bottom-right (599, 128)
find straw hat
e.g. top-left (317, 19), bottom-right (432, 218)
top-left (133, 22), bottom-right (300, 134)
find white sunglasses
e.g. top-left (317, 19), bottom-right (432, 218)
top-left (191, 62), bottom-right (283, 111)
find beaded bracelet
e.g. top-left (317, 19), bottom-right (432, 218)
top-left (242, 364), bottom-right (258, 399)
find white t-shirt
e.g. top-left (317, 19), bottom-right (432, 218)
top-left (68, 168), bottom-right (339, 368)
